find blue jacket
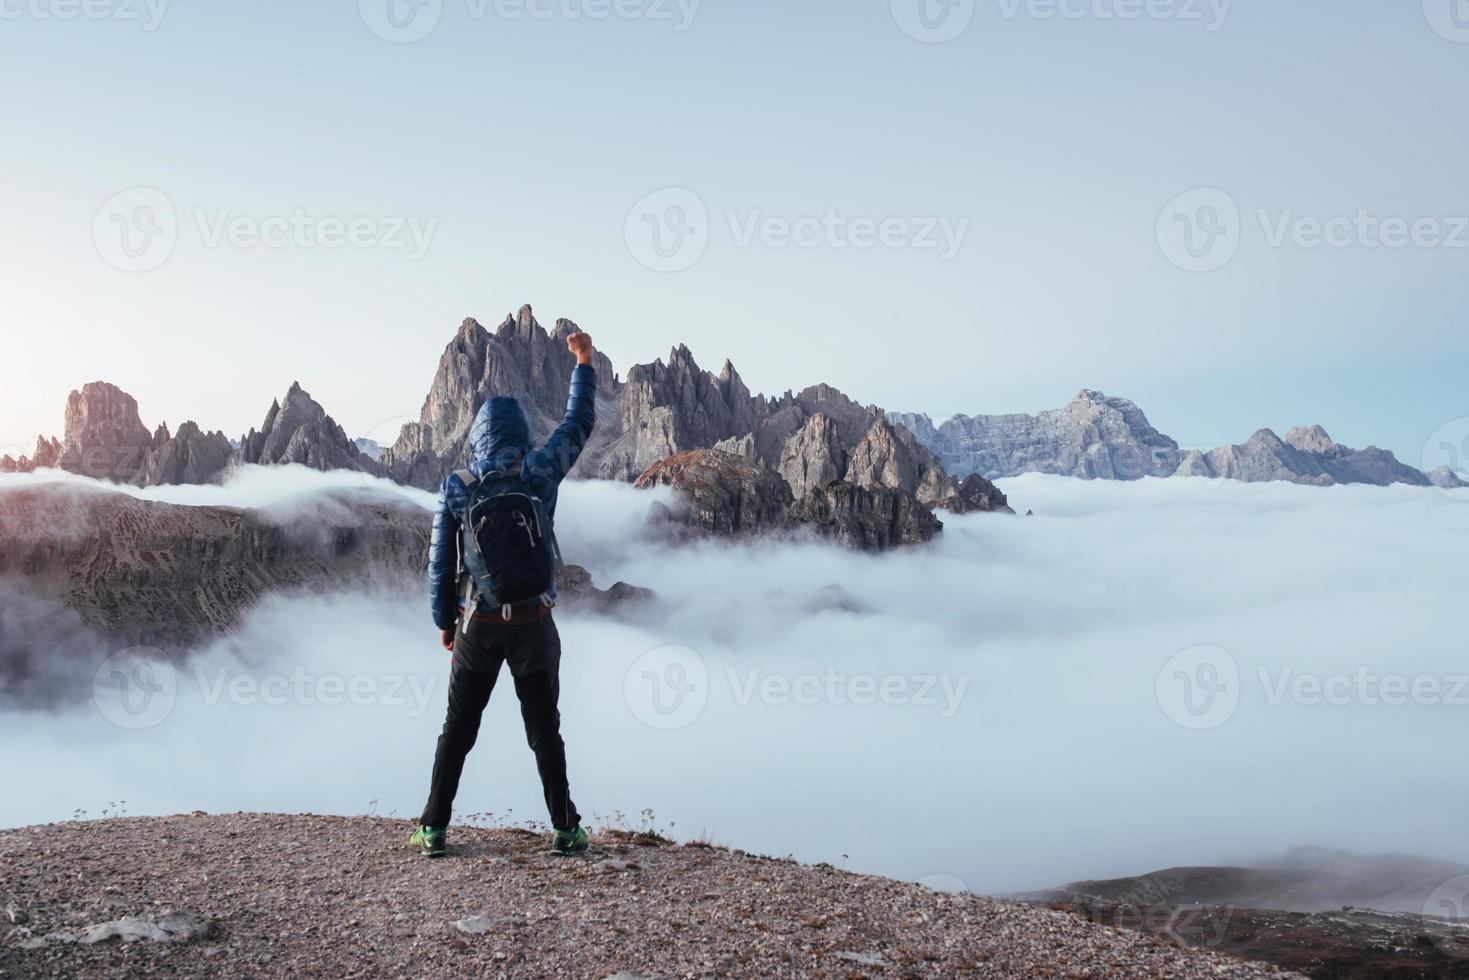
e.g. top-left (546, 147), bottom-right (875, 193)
top-left (428, 365), bottom-right (597, 630)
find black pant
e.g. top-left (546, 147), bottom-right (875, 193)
top-left (420, 615), bottom-right (580, 832)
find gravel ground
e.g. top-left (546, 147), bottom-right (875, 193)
top-left (0, 813), bottom-right (1304, 979)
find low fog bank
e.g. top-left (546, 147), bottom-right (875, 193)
top-left (3, 473), bottom-right (1468, 901)
top-left (0, 463), bottom-right (438, 511)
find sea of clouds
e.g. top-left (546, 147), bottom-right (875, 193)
top-left (2, 468), bottom-right (1468, 897)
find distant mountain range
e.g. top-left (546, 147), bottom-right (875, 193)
top-left (3, 305), bottom-right (1460, 506)
top-left (893, 390), bottom-right (1464, 489)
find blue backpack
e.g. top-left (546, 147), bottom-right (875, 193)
top-left (454, 467), bottom-right (559, 617)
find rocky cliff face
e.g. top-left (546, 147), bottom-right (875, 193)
top-left (239, 382), bottom-right (382, 476)
top-left (777, 413), bottom-right (847, 498)
top-left (635, 449), bottom-right (796, 538)
top-left (634, 448), bottom-right (949, 551)
top-left (895, 390), bottom-right (1181, 482)
top-left (382, 308), bottom-right (620, 485)
top-left (1183, 426), bottom-right (1430, 487)
top-left (379, 305), bottom-right (984, 523)
top-left (1, 382), bottom-right (234, 487)
top-left (0, 482), bottom-right (648, 700)
top-left (137, 421), bottom-right (235, 487)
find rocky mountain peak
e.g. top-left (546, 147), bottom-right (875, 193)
top-left (1284, 425), bottom-right (1337, 454)
top-left (62, 381), bottom-right (152, 451)
top-left (778, 412), bottom-right (847, 498)
top-left (238, 382), bottom-right (379, 477)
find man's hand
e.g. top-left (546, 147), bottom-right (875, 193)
top-left (567, 331), bottom-right (594, 366)
top-left (440, 628), bottom-right (456, 652)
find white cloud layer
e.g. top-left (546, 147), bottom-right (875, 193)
top-left (3, 472), bottom-right (1468, 896)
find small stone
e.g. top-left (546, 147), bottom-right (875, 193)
top-left (453, 914), bottom-right (500, 936)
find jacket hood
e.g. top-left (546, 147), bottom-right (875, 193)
top-left (469, 396), bottom-right (532, 467)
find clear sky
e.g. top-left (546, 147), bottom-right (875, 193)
top-left (2, 0), bottom-right (1466, 467)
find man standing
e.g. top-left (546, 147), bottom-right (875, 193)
top-left (411, 330), bottom-right (597, 858)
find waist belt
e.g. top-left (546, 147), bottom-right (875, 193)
top-left (465, 594), bottom-right (555, 629)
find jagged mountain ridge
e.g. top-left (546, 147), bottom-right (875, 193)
top-left (371, 305), bottom-right (997, 541)
top-left (1, 381), bottom-right (380, 487)
top-left (379, 304), bottom-right (955, 495)
top-left (894, 391), bottom-right (1440, 488)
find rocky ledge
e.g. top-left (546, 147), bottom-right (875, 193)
top-left (633, 448), bottom-right (1010, 551)
top-left (0, 814), bottom-right (1300, 980)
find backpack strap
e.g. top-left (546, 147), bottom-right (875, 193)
top-left (453, 467), bottom-right (481, 626)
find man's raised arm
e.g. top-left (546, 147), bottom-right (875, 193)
top-left (531, 332), bottom-right (597, 484)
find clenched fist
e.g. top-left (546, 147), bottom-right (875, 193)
top-left (567, 331), bottom-right (594, 366)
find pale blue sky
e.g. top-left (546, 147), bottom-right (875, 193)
top-left (2, 0), bottom-right (1466, 467)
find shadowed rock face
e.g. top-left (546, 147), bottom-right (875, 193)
top-left (635, 449), bottom-right (795, 537)
top-left (789, 480), bottom-right (944, 551)
top-left (0, 483), bottom-right (430, 653)
top-left (239, 382), bottom-right (382, 477)
top-left (634, 449), bottom-right (945, 551)
top-left (0, 483), bottom-right (649, 703)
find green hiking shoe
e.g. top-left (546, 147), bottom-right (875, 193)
top-left (410, 825), bottom-right (447, 858)
top-left (549, 825), bottom-right (588, 856)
